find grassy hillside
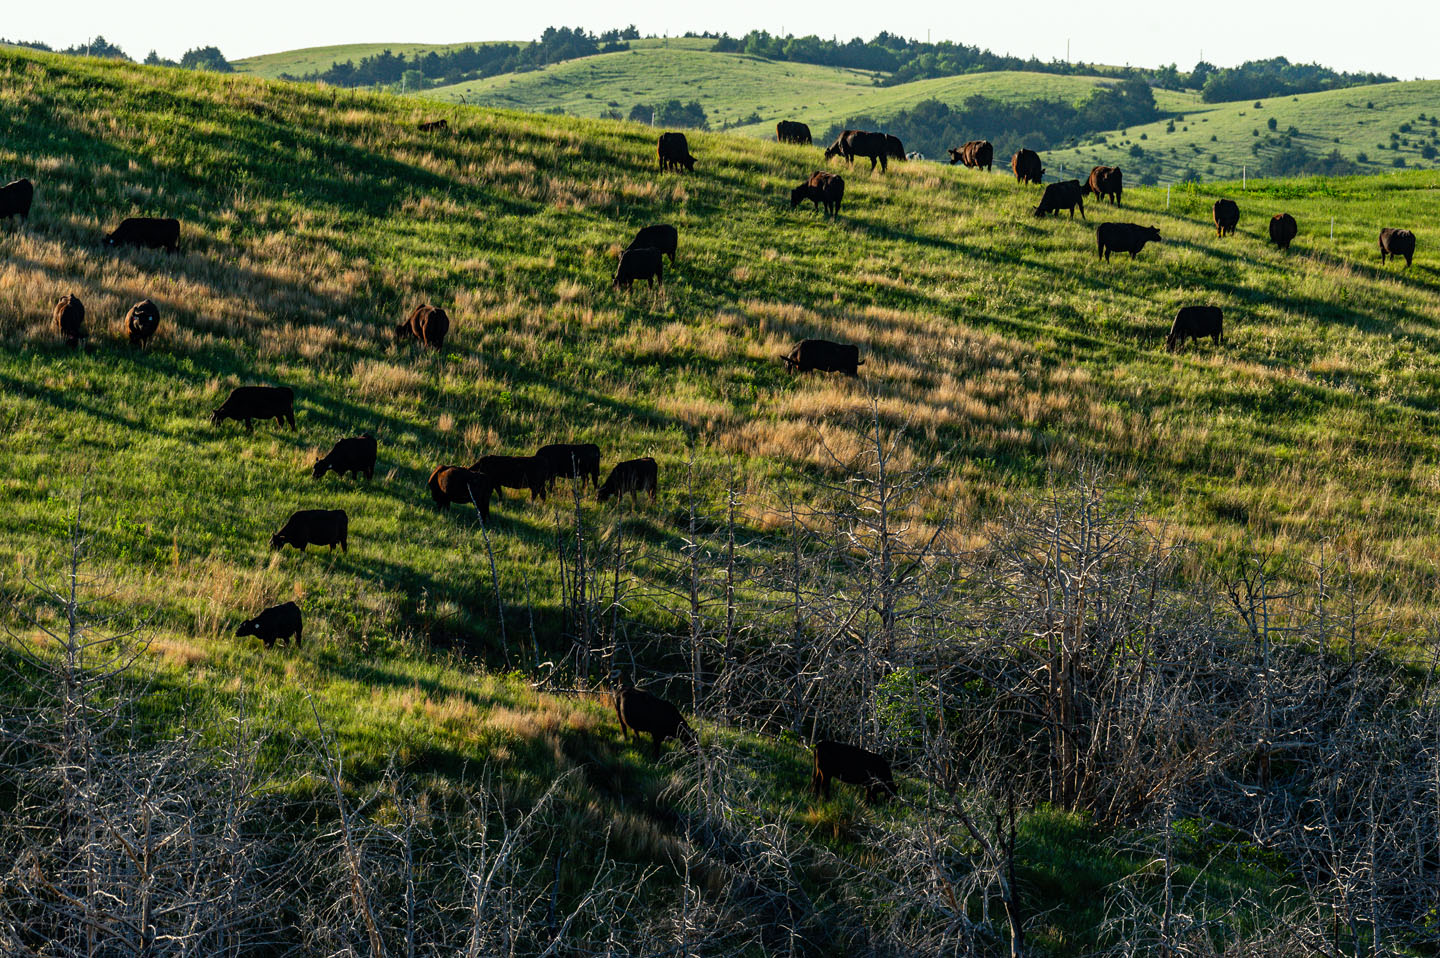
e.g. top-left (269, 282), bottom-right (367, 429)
top-left (3, 47), bottom-right (1440, 950)
top-left (1047, 79), bottom-right (1440, 182)
top-left (233, 40), bottom-right (497, 79)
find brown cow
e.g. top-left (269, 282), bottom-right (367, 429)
top-left (1269, 213), bottom-right (1298, 250)
top-left (1213, 199), bottom-right (1239, 237)
top-left (1084, 166), bottom-right (1123, 206)
top-left (1011, 149), bottom-right (1044, 185)
top-left (395, 304), bottom-right (450, 349)
top-left (1379, 228), bottom-right (1416, 268)
top-left (125, 299), bottom-right (160, 348)
top-left (790, 171), bottom-right (845, 217)
top-left (947, 140), bottom-right (993, 171)
top-left (428, 465), bottom-right (489, 517)
top-left (53, 294), bottom-right (86, 349)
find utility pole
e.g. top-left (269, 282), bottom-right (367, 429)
top-left (1067, 39), bottom-right (1070, 64)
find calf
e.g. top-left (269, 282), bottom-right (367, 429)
top-left (0, 178), bottom-right (34, 223)
top-left (811, 740), bottom-right (897, 804)
top-left (1084, 166), bottom-right (1123, 206)
top-left (236, 601), bottom-right (303, 649)
top-left (1034, 179), bottom-right (1085, 219)
top-left (598, 457), bottom-right (658, 505)
top-left (313, 434), bottom-right (377, 480)
top-left (535, 442), bottom-right (601, 489)
top-left (1011, 148), bottom-right (1044, 185)
top-left (612, 673), bottom-right (696, 758)
top-left (1096, 222), bottom-right (1162, 262)
top-left (1379, 228), bottom-right (1415, 268)
top-left (613, 247), bottom-right (663, 290)
top-left (1166, 306), bottom-right (1224, 352)
top-left (395, 304), bottom-right (450, 349)
top-left (125, 299), bottom-right (160, 348)
top-left (417, 119), bottom-right (448, 132)
top-left (783, 339), bottom-right (863, 376)
top-left (791, 171), bottom-right (845, 218)
top-left (105, 217), bottom-right (180, 252)
top-left (270, 509), bottom-right (348, 553)
top-left (53, 294), bottom-right (86, 349)
top-left (1269, 213), bottom-right (1298, 250)
top-left (657, 131), bottom-right (696, 173)
top-left (211, 385), bottom-right (296, 433)
top-left (471, 454), bottom-right (549, 503)
top-left (1213, 199), bottom-right (1239, 237)
top-left (626, 224), bottom-right (678, 264)
top-left (428, 465), bottom-right (489, 518)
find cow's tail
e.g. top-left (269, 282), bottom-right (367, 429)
top-left (856, 358), bottom-right (866, 366)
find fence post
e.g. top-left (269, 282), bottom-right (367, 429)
top-left (1166, 184), bottom-right (1170, 210)
top-left (1242, 165), bottom-right (1247, 189)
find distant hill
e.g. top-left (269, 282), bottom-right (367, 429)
top-left (233, 41), bottom-right (498, 80)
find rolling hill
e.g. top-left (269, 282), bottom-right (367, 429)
top-left (2, 45), bottom-right (1440, 952)
top-left (232, 40), bottom-right (495, 79)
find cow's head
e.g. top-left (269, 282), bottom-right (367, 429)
top-left (790, 185), bottom-right (809, 209)
top-left (235, 617), bottom-right (260, 638)
top-left (1145, 226), bottom-right (1162, 242)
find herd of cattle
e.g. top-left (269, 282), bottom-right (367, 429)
top-left (0, 107), bottom-right (1427, 806)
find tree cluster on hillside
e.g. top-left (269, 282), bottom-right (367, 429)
top-left (821, 79), bottom-right (1158, 165)
top-left (1198, 56), bottom-right (1395, 102)
top-left (0, 35), bottom-right (131, 60)
top-left (1259, 142), bottom-right (1364, 177)
top-left (628, 98), bottom-right (709, 129)
top-left (292, 26), bottom-right (640, 89)
top-left (0, 36), bottom-right (234, 72)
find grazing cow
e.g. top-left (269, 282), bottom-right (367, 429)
top-left (1034, 180), bottom-right (1086, 219)
top-left (824, 130), bottom-right (901, 172)
top-left (1166, 306), bottom-right (1224, 352)
top-left (626, 224), bottom-right (678, 264)
top-left (948, 140), bottom-right (993, 171)
top-left (783, 339), bottom-right (863, 376)
top-left (417, 119), bottom-right (448, 132)
top-left (811, 741), bottom-right (897, 804)
top-left (428, 465), bottom-right (489, 517)
top-left (1269, 213), bottom-right (1298, 250)
top-left (105, 217), bottom-right (180, 252)
top-left (612, 673), bottom-right (696, 758)
top-left (125, 299), bottom-right (160, 348)
top-left (270, 509), bottom-right (348, 553)
top-left (211, 385), bottom-right (296, 433)
top-left (1379, 228), bottom-right (1416, 268)
top-left (1096, 222), bottom-right (1162, 262)
top-left (53, 294), bottom-right (86, 349)
top-left (1084, 166), bottom-right (1123, 206)
top-left (776, 120), bottom-right (812, 145)
top-left (535, 442), bottom-right (601, 490)
top-left (613, 247), bottom-right (663, 290)
top-left (790, 171), bottom-right (845, 218)
top-left (236, 601), bottom-right (303, 649)
top-left (0, 178), bottom-right (34, 223)
top-left (657, 131), bottom-right (696, 172)
top-left (598, 457), bottom-right (658, 505)
top-left (470, 454), bottom-right (549, 503)
top-left (313, 434), bottom-right (377, 481)
top-left (395, 304), bottom-right (450, 349)
top-left (1011, 149), bottom-right (1044, 185)
top-left (1213, 199), bottom-right (1240, 237)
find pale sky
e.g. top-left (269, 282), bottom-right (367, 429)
top-left (5, 1), bottom-right (1436, 79)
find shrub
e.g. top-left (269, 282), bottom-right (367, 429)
top-left (1267, 117), bottom-right (1277, 131)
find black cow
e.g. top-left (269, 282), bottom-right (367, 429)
top-left (657, 131), bottom-right (695, 172)
top-left (535, 443), bottom-right (601, 489)
top-left (948, 140), bottom-right (993, 171)
top-left (1213, 199), bottom-right (1239, 237)
top-left (211, 386), bottom-right (296, 433)
top-left (395, 304), bottom-right (450, 349)
top-left (428, 465), bottom-right (489, 517)
top-left (1096, 222), bottom-right (1162, 262)
top-left (824, 130), bottom-right (902, 172)
top-left (0, 178), bottom-right (34, 223)
top-left (613, 247), bottom-right (663, 290)
top-left (811, 741), bottom-right (897, 804)
top-left (783, 339), bottom-right (863, 376)
top-left (417, 119), bottom-right (448, 132)
top-left (776, 120), bottom-right (812, 145)
top-left (1084, 166), bottom-right (1123, 206)
top-left (1379, 228), bottom-right (1416, 268)
top-left (126, 300), bottom-right (160, 348)
top-left (598, 457), bottom-right (658, 505)
top-left (626, 224), bottom-right (678, 264)
top-left (105, 217), bottom-right (180, 252)
top-left (270, 509), bottom-right (348, 552)
top-left (612, 673), bottom-right (696, 758)
top-left (313, 434), bottom-right (377, 480)
top-left (471, 454), bottom-right (549, 503)
top-left (236, 602), bottom-right (303, 649)
top-left (53, 294), bottom-right (86, 349)
top-left (1269, 213), bottom-right (1298, 250)
top-left (1034, 180), bottom-right (1085, 219)
top-left (1011, 149), bottom-right (1044, 185)
top-left (1166, 306), bottom-right (1224, 352)
top-left (790, 171), bottom-right (845, 218)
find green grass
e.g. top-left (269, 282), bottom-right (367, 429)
top-left (232, 40), bottom-right (506, 79)
top-left (1048, 79), bottom-right (1440, 181)
top-left (3, 47), bottom-right (1440, 950)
